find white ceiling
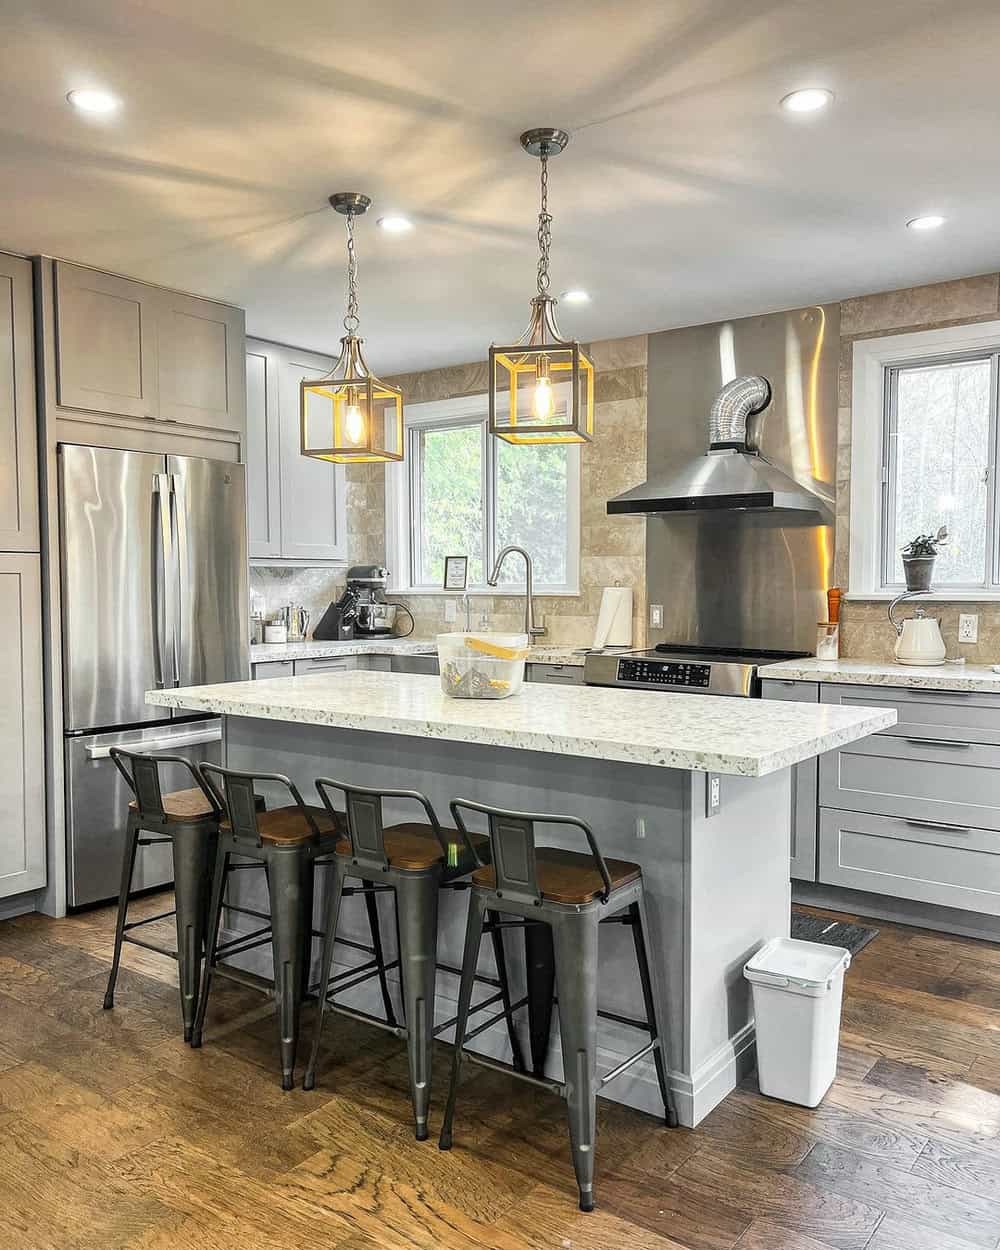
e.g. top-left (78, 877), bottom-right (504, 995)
top-left (2, 0), bottom-right (999, 372)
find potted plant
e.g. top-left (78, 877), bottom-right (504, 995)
top-left (900, 526), bottom-right (948, 592)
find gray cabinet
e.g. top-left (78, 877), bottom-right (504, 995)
top-left (0, 254), bottom-right (39, 551)
top-left (293, 655), bottom-right (361, 676)
top-left (390, 654), bottom-right (439, 675)
top-left (0, 554), bottom-right (46, 897)
top-left (246, 338), bottom-right (347, 564)
top-left (252, 660), bottom-right (293, 680)
top-left (527, 662), bottom-right (584, 685)
top-left (761, 678), bottom-right (819, 881)
top-left (52, 261), bottom-right (245, 436)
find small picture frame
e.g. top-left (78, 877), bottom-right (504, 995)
top-left (443, 555), bottom-right (468, 591)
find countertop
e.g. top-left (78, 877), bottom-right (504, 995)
top-left (147, 671), bottom-right (895, 777)
top-left (250, 638), bottom-right (589, 667)
top-left (761, 657), bottom-right (1000, 694)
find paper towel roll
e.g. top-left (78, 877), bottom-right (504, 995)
top-left (592, 586), bottom-right (633, 649)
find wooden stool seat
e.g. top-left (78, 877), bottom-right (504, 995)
top-left (472, 846), bottom-right (641, 905)
top-left (221, 804), bottom-right (338, 845)
top-left (129, 785), bottom-right (214, 822)
top-left (335, 822), bottom-right (487, 871)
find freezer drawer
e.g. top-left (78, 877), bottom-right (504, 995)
top-left (65, 720), bottom-right (221, 908)
top-left (819, 807), bottom-right (1000, 916)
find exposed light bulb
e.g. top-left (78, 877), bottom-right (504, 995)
top-left (533, 375), bottom-right (554, 420)
top-left (377, 215), bottom-right (413, 233)
top-left (906, 215), bottom-right (946, 231)
top-left (345, 403), bottom-right (365, 445)
top-left (67, 88), bottom-right (120, 114)
top-left (780, 88), bottom-right (834, 114)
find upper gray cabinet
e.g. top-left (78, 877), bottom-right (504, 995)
top-left (53, 261), bottom-right (245, 436)
top-left (0, 253), bottom-right (39, 551)
top-left (246, 338), bottom-right (347, 564)
top-left (54, 261), bottom-right (159, 419)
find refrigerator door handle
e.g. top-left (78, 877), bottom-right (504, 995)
top-left (171, 472), bottom-right (189, 688)
top-left (152, 473), bottom-right (176, 689)
top-left (84, 724), bottom-right (222, 759)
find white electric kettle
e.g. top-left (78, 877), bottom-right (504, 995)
top-left (889, 593), bottom-right (946, 666)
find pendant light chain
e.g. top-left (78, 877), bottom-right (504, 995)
top-left (536, 154), bottom-right (552, 295)
top-left (343, 208), bottom-right (361, 335)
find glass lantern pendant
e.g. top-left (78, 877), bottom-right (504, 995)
top-left (300, 192), bottom-right (404, 464)
top-left (489, 128), bottom-right (594, 445)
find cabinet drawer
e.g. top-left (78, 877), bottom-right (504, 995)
top-left (820, 682), bottom-right (1000, 746)
top-left (252, 661), bottom-right (293, 680)
top-left (293, 657), bottom-right (357, 675)
top-left (390, 655), bottom-right (439, 676)
top-left (819, 732), bottom-right (1000, 831)
top-left (527, 663), bottom-right (584, 685)
top-left (819, 807), bottom-right (1000, 916)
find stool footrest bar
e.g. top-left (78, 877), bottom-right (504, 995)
top-left (599, 1040), bottom-right (658, 1088)
top-left (329, 1002), bottom-right (407, 1039)
top-left (123, 908), bottom-right (176, 931)
top-left (123, 934), bottom-right (177, 959)
top-left (460, 995), bottom-right (529, 1046)
top-left (463, 1050), bottom-right (565, 1096)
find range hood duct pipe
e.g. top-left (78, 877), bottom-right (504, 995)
top-left (709, 375), bottom-right (771, 452)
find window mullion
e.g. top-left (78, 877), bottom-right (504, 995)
top-left (482, 418), bottom-right (494, 586)
top-left (989, 352), bottom-right (1000, 587)
top-left (880, 366), bottom-right (899, 588)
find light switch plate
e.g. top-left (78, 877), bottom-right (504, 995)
top-left (958, 613), bottom-right (979, 643)
top-left (650, 603), bottom-right (664, 629)
top-left (444, 600), bottom-right (457, 624)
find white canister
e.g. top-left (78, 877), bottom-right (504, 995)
top-left (264, 623), bottom-right (288, 644)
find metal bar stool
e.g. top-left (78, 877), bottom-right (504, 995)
top-left (192, 763), bottom-right (390, 1091)
top-left (103, 748), bottom-right (226, 1041)
top-left (439, 798), bottom-right (679, 1213)
top-left (303, 778), bottom-right (527, 1142)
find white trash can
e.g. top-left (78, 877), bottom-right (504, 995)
top-left (744, 937), bottom-right (851, 1107)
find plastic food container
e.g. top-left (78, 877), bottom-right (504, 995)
top-left (743, 937), bottom-right (851, 1107)
top-left (437, 632), bottom-right (529, 699)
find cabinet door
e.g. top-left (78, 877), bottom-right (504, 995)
top-left (245, 341), bottom-right (281, 558)
top-left (0, 254), bottom-right (39, 550)
top-left (252, 660), bottom-right (293, 679)
top-left (293, 656), bottom-right (359, 675)
top-left (0, 553), bottom-right (46, 897)
top-left (277, 349), bottom-right (347, 562)
top-left (761, 678), bottom-right (819, 882)
top-left (54, 261), bottom-right (158, 418)
top-left (158, 290), bottom-right (245, 432)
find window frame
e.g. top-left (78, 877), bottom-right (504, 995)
top-left (849, 320), bottom-right (1000, 600)
top-left (384, 393), bottom-right (581, 596)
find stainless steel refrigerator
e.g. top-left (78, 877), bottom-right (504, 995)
top-left (59, 444), bottom-right (249, 906)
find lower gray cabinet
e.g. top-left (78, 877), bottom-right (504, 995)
top-left (761, 678), bottom-right (819, 881)
top-left (527, 662), bottom-right (584, 686)
top-left (252, 660), bottom-right (293, 680)
top-left (390, 655), bottom-right (439, 676)
top-left (0, 553), bottom-right (45, 897)
top-left (819, 807), bottom-right (1000, 916)
top-left (293, 656), bottom-right (360, 676)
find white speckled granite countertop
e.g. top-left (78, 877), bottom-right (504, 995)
top-left (147, 672), bottom-right (895, 777)
top-left (250, 639), bottom-right (589, 667)
top-left (761, 657), bottom-right (1000, 694)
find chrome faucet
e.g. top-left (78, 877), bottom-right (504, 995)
top-left (487, 545), bottom-right (546, 641)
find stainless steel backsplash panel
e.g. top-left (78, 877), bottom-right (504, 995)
top-left (645, 304), bottom-right (838, 654)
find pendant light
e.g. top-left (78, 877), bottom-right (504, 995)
top-left (489, 128), bottom-right (594, 445)
top-left (300, 193), bottom-right (404, 463)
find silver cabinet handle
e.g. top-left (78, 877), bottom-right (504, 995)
top-left (904, 817), bottom-right (972, 834)
top-left (152, 473), bottom-right (176, 689)
top-left (171, 473), bottom-right (188, 688)
top-left (904, 737), bottom-right (972, 749)
top-left (85, 725), bottom-right (222, 759)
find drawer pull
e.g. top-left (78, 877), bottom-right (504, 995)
top-left (904, 737), bottom-right (972, 749)
top-left (904, 818), bottom-right (972, 834)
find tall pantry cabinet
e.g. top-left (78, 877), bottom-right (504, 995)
top-left (0, 252), bottom-right (46, 900)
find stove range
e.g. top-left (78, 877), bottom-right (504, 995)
top-left (583, 643), bottom-right (811, 698)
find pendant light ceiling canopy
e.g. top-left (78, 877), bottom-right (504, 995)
top-left (489, 128), bottom-right (594, 446)
top-left (300, 192), bottom-right (404, 464)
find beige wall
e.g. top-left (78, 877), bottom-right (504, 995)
top-left (835, 272), bottom-right (1000, 661)
top-left (252, 333), bottom-right (649, 648)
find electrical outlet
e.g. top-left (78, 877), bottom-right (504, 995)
top-left (649, 603), bottom-right (664, 629)
top-left (635, 816), bottom-right (646, 839)
top-left (958, 613), bottom-right (979, 644)
top-left (443, 600), bottom-right (457, 624)
top-left (706, 773), bottom-right (721, 817)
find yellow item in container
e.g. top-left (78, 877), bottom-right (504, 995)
top-left (463, 636), bottom-right (528, 662)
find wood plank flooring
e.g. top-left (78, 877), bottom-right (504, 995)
top-left (2, 899), bottom-right (1000, 1249)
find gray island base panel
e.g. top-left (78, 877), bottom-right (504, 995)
top-left (148, 675), bottom-right (894, 1127)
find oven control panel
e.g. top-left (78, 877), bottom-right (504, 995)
top-left (616, 658), bottom-right (712, 688)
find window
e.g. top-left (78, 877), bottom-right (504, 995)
top-left (850, 321), bottom-right (1000, 598)
top-left (386, 395), bottom-right (580, 594)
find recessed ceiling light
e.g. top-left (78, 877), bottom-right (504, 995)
top-left (66, 88), bottom-right (119, 114)
top-left (561, 289), bottom-right (590, 304)
top-left (780, 88), bottom-right (834, 114)
top-left (377, 215), bottom-right (413, 233)
top-left (906, 214), bottom-right (946, 231)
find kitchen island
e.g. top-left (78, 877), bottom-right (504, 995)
top-left (148, 672), bottom-right (894, 1125)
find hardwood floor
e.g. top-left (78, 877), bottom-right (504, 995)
top-left (2, 899), bottom-right (1000, 1249)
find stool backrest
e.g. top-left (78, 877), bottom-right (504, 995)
top-left (200, 763), bottom-right (320, 847)
top-left (110, 748), bottom-right (219, 823)
top-left (450, 798), bottom-right (614, 906)
top-left (315, 778), bottom-right (454, 872)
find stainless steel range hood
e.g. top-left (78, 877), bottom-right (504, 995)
top-left (608, 373), bottom-right (833, 517)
